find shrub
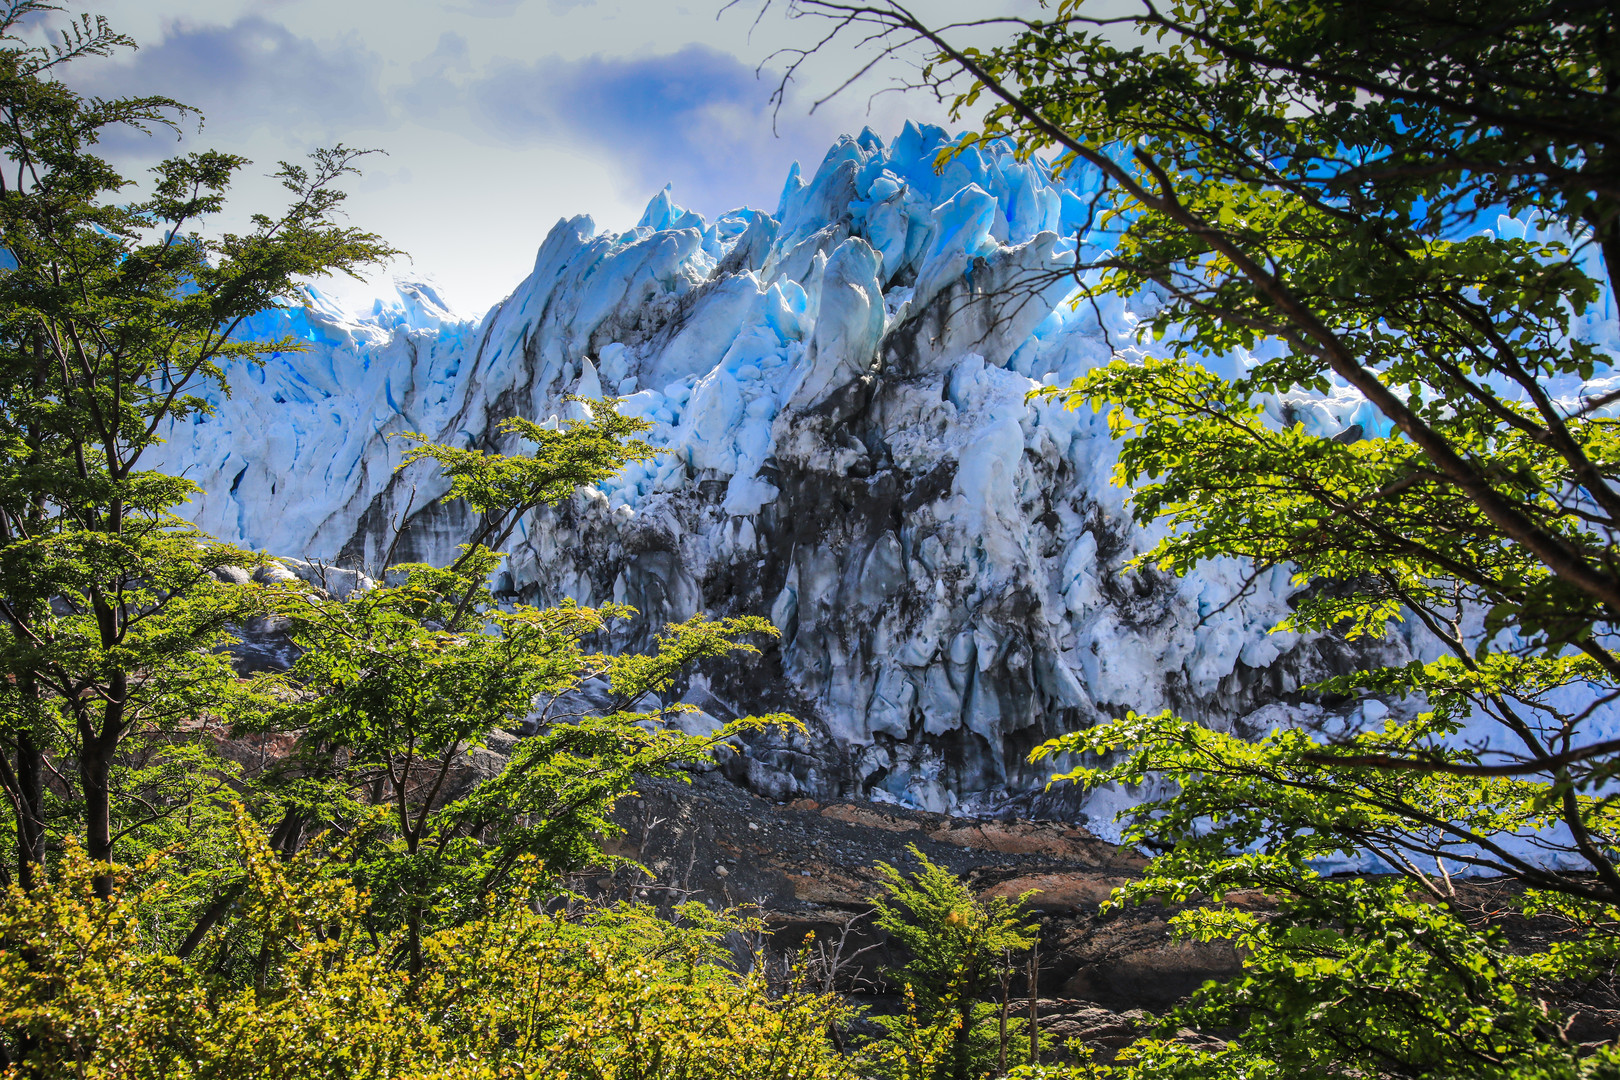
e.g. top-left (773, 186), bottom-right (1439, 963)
top-left (0, 811), bottom-right (855, 1080)
top-left (866, 846), bottom-right (1039, 1080)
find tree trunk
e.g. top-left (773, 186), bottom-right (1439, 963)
top-left (81, 665), bottom-right (126, 897)
top-left (80, 733), bottom-right (115, 897)
top-left (999, 978), bottom-right (1010, 1076)
top-left (269, 805), bottom-right (305, 859)
top-left (408, 907), bottom-right (423, 977)
top-left (15, 728), bottom-right (44, 892)
top-left (1028, 945), bottom-right (1040, 1066)
top-left (178, 882), bottom-right (245, 959)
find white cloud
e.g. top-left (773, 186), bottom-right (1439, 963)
top-left (36, 0), bottom-right (1019, 311)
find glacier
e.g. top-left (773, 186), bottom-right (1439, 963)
top-left (154, 122), bottom-right (1620, 834)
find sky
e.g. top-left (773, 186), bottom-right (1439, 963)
top-left (43, 0), bottom-right (1029, 317)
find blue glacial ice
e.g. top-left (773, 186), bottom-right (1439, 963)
top-left (154, 124), bottom-right (1620, 847)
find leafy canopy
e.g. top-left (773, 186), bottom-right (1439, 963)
top-left (0, 7), bottom-right (833, 1077)
top-left (771, 0), bottom-right (1620, 1075)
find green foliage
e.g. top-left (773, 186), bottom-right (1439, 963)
top-left (1037, 710), bottom-right (1620, 888)
top-left (401, 404), bottom-right (656, 524)
top-left (260, 555), bottom-right (792, 949)
top-left (863, 985), bottom-right (963, 1080)
top-left (1140, 880), bottom-right (1620, 1080)
top-left (921, 0), bottom-right (1620, 698)
top-left (1035, 713), bottom-right (1620, 1076)
top-left (0, 0), bottom-right (396, 885)
top-left (228, 404), bottom-right (794, 961)
top-left (398, 400), bottom-right (655, 592)
top-left (866, 845), bottom-right (1038, 1080)
top-left (0, 6), bottom-right (822, 1076)
top-left (0, 812), bottom-right (858, 1080)
top-left (769, 0), bottom-right (1620, 1075)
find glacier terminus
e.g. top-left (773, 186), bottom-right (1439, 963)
top-left (157, 124), bottom-right (1609, 835)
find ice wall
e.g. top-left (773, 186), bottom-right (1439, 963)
top-left (155, 124), bottom-right (1615, 829)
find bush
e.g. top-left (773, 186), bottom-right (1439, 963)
top-left (0, 810), bottom-right (855, 1080)
top-left (865, 846), bottom-right (1039, 1080)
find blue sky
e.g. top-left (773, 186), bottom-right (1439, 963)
top-left (50, 1), bottom-right (1015, 315)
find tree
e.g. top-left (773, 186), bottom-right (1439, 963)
top-left (768, 0), bottom-right (1620, 1074)
top-left (0, 0), bottom-right (792, 936)
top-left (0, 0), bottom-right (396, 894)
top-left (0, 4), bottom-right (836, 1076)
top-left (867, 845), bottom-right (1038, 1080)
top-left (238, 402), bottom-right (794, 970)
